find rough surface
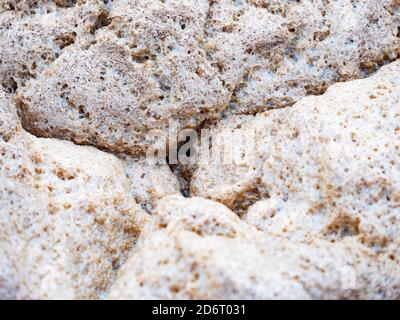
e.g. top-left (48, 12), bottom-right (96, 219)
top-left (1, 0), bottom-right (400, 300)
top-left (16, 0), bottom-right (228, 155)
top-left (0, 0), bottom-right (107, 92)
top-left (109, 196), bottom-right (400, 300)
top-left (0, 88), bottom-right (20, 141)
top-left (0, 91), bottom-right (149, 299)
top-left (123, 157), bottom-right (181, 213)
top-left (192, 61), bottom-right (400, 250)
top-left (13, 0), bottom-right (400, 155)
top-left (207, 0), bottom-right (400, 114)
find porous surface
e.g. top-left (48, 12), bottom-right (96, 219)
top-left (123, 157), bottom-right (181, 213)
top-left (207, 0), bottom-right (400, 114)
top-left (0, 88), bottom-right (20, 141)
top-left (0, 0), bottom-right (107, 92)
top-left (1, 0), bottom-right (400, 300)
top-left (0, 90), bottom-right (149, 299)
top-left (192, 61), bottom-right (400, 250)
top-left (13, 0), bottom-right (400, 155)
top-left (109, 196), bottom-right (400, 300)
top-left (16, 0), bottom-right (228, 155)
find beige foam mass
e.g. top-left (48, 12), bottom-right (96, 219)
top-left (16, 0), bottom-right (228, 155)
top-left (13, 0), bottom-right (400, 155)
top-left (1, 0), bottom-right (400, 300)
top-left (192, 60), bottom-right (400, 251)
top-left (0, 90), bottom-right (151, 299)
top-left (109, 196), bottom-right (400, 299)
top-left (207, 0), bottom-right (400, 114)
top-left (0, 0), bottom-right (108, 92)
top-left (123, 157), bottom-right (181, 213)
